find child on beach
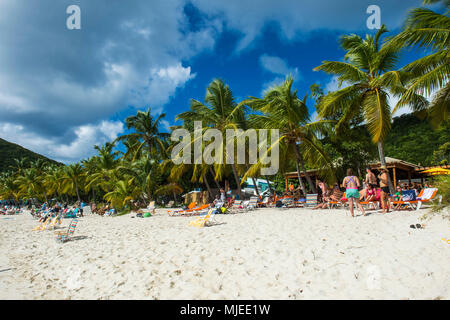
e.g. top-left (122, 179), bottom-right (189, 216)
top-left (342, 169), bottom-right (365, 217)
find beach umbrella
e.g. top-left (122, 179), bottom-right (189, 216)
top-left (420, 168), bottom-right (450, 176)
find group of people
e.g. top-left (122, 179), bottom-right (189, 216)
top-left (313, 167), bottom-right (430, 217)
top-left (29, 201), bottom-right (89, 223)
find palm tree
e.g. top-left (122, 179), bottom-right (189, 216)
top-left (85, 143), bottom-right (120, 194)
top-left (43, 164), bottom-right (65, 201)
top-left (117, 157), bottom-right (159, 205)
top-left (115, 107), bottom-right (170, 158)
top-left (0, 173), bottom-right (20, 205)
top-left (104, 179), bottom-right (139, 209)
top-left (313, 25), bottom-right (425, 193)
top-left (240, 77), bottom-right (335, 195)
top-left (62, 163), bottom-right (85, 202)
top-left (15, 168), bottom-right (41, 204)
top-left (176, 79), bottom-right (246, 198)
top-left (389, 0), bottom-right (449, 127)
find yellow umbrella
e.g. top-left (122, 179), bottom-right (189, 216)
top-left (420, 168), bottom-right (450, 175)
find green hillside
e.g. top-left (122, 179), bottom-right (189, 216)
top-left (385, 114), bottom-right (450, 166)
top-left (0, 138), bottom-right (60, 173)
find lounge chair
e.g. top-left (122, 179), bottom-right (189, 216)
top-left (55, 218), bottom-right (79, 243)
top-left (147, 201), bottom-right (156, 214)
top-left (305, 194), bottom-right (318, 208)
top-left (168, 202), bottom-right (196, 215)
top-left (391, 188), bottom-right (438, 210)
top-left (48, 215), bottom-right (63, 230)
top-left (169, 203), bottom-right (208, 216)
top-left (247, 197), bottom-right (259, 210)
top-left (280, 197), bottom-right (293, 209)
top-left (326, 190), bottom-right (345, 209)
top-left (229, 200), bottom-right (243, 213)
top-left (32, 218), bottom-right (51, 231)
top-left (166, 200), bottom-right (175, 208)
top-left (189, 208), bottom-right (216, 227)
top-left (182, 204), bottom-right (210, 216)
top-left (257, 197), bottom-right (270, 207)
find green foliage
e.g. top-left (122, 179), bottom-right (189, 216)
top-left (384, 113), bottom-right (450, 166)
top-left (422, 175), bottom-right (450, 220)
top-left (0, 138), bottom-right (60, 173)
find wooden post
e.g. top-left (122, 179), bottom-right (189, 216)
top-left (285, 176), bottom-right (288, 192)
top-left (393, 167), bottom-right (397, 189)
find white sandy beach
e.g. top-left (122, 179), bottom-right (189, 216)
top-left (0, 207), bottom-right (449, 300)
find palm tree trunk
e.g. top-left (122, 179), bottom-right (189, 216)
top-left (293, 143), bottom-right (317, 193)
top-left (265, 176), bottom-right (273, 194)
top-left (377, 141), bottom-right (394, 193)
top-left (75, 182), bottom-right (81, 203)
top-left (251, 177), bottom-right (260, 196)
top-left (209, 167), bottom-right (221, 189)
top-left (295, 160), bottom-right (307, 197)
top-left (203, 174), bottom-right (213, 203)
top-left (231, 164), bottom-right (242, 198)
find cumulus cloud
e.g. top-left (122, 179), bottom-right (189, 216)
top-left (0, 0), bottom-right (218, 162)
top-left (191, 0), bottom-right (423, 51)
top-left (259, 54), bottom-right (301, 95)
top-left (0, 0), bottom-right (424, 162)
top-left (0, 121), bottom-right (124, 163)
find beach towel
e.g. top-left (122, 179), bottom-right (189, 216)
top-left (402, 190), bottom-right (416, 201)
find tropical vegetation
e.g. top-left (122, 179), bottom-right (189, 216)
top-left (0, 0), bottom-right (448, 213)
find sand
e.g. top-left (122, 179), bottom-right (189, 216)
top-left (0, 207), bottom-right (449, 300)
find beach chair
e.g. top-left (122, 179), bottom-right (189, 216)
top-left (55, 218), bottom-right (79, 243)
top-left (48, 215), bottom-right (63, 230)
top-left (33, 218), bottom-right (51, 231)
top-left (257, 197), bottom-right (270, 208)
top-left (326, 190), bottom-right (345, 209)
top-left (305, 194), bottom-right (318, 207)
top-left (229, 200), bottom-right (245, 213)
top-left (166, 200), bottom-right (174, 208)
top-left (391, 188), bottom-right (438, 210)
top-left (247, 197), bottom-right (259, 210)
top-left (182, 204), bottom-right (210, 216)
top-left (168, 202), bottom-right (196, 215)
top-left (147, 201), bottom-right (156, 214)
top-left (169, 203), bottom-right (207, 216)
top-left (189, 208), bottom-right (216, 227)
top-left (279, 197), bottom-right (293, 209)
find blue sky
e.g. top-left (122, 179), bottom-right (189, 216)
top-left (0, 0), bottom-right (441, 163)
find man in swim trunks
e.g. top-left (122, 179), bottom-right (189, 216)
top-left (342, 168), bottom-right (365, 217)
top-left (378, 166), bottom-right (390, 214)
top-left (365, 168), bottom-right (377, 188)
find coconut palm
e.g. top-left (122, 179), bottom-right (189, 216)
top-left (115, 107), bottom-right (170, 159)
top-left (104, 179), bottom-right (139, 209)
top-left (43, 164), bottom-right (65, 201)
top-left (176, 79), bottom-right (246, 198)
top-left (62, 163), bottom-right (85, 202)
top-left (117, 157), bottom-right (160, 205)
top-left (313, 25), bottom-right (426, 192)
top-left (85, 143), bottom-right (120, 194)
top-left (389, 0), bottom-right (450, 127)
top-left (14, 168), bottom-right (41, 204)
top-left (240, 77), bottom-right (335, 195)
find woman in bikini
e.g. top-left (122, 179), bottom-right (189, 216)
top-left (342, 168), bottom-right (366, 217)
top-left (377, 166), bottom-right (390, 214)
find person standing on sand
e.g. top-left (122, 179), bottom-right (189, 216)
top-left (378, 166), bottom-right (390, 214)
top-left (342, 168), bottom-right (365, 217)
top-left (365, 168), bottom-right (377, 188)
